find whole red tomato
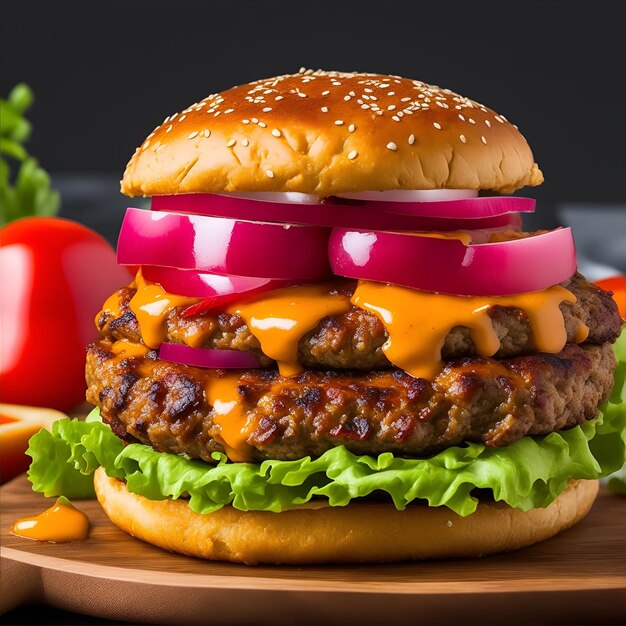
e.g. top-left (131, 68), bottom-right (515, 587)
top-left (0, 217), bottom-right (133, 411)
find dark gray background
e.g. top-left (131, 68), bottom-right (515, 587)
top-left (1, 0), bottom-right (625, 274)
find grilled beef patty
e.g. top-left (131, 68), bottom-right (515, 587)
top-left (86, 339), bottom-right (616, 463)
top-left (97, 272), bottom-right (621, 370)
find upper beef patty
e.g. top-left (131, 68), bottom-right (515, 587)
top-left (97, 273), bottom-right (621, 370)
top-left (86, 339), bottom-right (616, 463)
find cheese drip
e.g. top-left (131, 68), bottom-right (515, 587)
top-left (205, 372), bottom-right (253, 462)
top-left (110, 339), bottom-right (150, 359)
top-left (128, 270), bottom-right (200, 349)
top-left (352, 281), bottom-right (587, 380)
top-left (227, 284), bottom-right (351, 377)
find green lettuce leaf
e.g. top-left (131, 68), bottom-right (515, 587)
top-left (606, 327), bottom-right (626, 494)
top-left (26, 331), bottom-right (626, 515)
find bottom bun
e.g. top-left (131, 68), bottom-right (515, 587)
top-left (94, 468), bottom-right (598, 565)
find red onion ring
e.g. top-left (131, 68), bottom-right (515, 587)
top-left (159, 343), bottom-right (265, 369)
top-left (117, 208), bottom-right (331, 280)
top-left (141, 266), bottom-right (304, 317)
top-left (329, 227), bottom-right (577, 296)
top-left (333, 189), bottom-right (478, 202)
top-left (141, 266), bottom-right (296, 299)
top-left (151, 194), bottom-right (529, 231)
top-left (327, 195), bottom-right (536, 218)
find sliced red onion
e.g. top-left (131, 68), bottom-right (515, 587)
top-left (117, 208), bottom-right (331, 280)
top-left (329, 227), bottom-right (577, 296)
top-left (159, 343), bottom-right (265, 369)
top-left (151, 194), bottom-right (529, 231)
top-left (327, 195), bottom-right (536, 219)
top-left (141, 266), bottom-right (295, 299)
top-left (333, 189), bottom-right (478, 202)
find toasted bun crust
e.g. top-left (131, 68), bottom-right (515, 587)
top-left (121, 69), bottom-right (543, 198)
top-left (94, 468), bottom-right (597, 565)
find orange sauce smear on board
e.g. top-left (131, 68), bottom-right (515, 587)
top-left (13, 497), bottom-right (89, 543)
top-left (352, 281), bottom-right (588, 380)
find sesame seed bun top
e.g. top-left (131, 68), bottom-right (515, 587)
top-left (121, 69), bottom-right (543, 197)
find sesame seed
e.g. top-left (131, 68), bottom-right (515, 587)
top-left (241, 139), bottom-right (249, 147)
top-left (143, 140), bottom-right (150, 149)
top-left (347, 150), bottom-right (358, 160)
top-left (386, 142), bottom-right (397, 151)
top-left (275, 95), bottom-right (284, 101)
top-left (179, 115), bottom-right (186, 121)
top-left (227, 139), bottom-right (236, 147)
top-left (187, 131), bottom-right (199, 139)
top-left (433, 122), bottom-right (442, 130)
top-left (408, 134), bottom-right (415, 145)
top-left (202, 129), bottom-right (211, 137)
top-left (468, 118), bottom-right (476, 124)
top-left (387, 91), bottom-right (395, 96)
top-left (165, 124), bottom-right (173, 133)
top-left (297, 92), bottom-right (307, 98)
top-left (262, 107), bottom-right (272, 112)
top-left (258, 121), bottom-right (267, 128)
top-left (335, 120), bottom-right (344, 125)
top-left (224, 108), bottom-right (234, 114)
top-left (387, 105), bottom-right (396, 111)
top-left (321, 106), bottom-right (329, 112)
top-left (460, 134), bottom-right (467, 143)
top-left (242, 119), bottom-right (250, 124)
top-left (392, 116), bottom-right (400, 122)
top-left (348, 124), bottom-right (356, 132)
top-left (344, 95), bottom-right (351, 101)
top-left (481, 136), bottom-right (487, 144)
top-left (485, 119), bottom-right (491, 128)
top-left (458, 114), bottom-right (466, 121)
top-left (251, 117), bottom-right (259, 123)
top-left (265, 169), bottom-right (274, 178)
top-left (322, 90), bottom-right (330, 96)
top-left (271, 129), bottom-right (282, 137)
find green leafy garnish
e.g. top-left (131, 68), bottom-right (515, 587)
top-left (606, 327), bottom-right (626, 494)
top-left (0, 83), bottom-right (60, 225)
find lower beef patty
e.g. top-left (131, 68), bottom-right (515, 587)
top-left (86, 339), bottom-right (616, 462)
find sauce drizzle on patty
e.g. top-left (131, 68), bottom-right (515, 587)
top-left (352, 281), bottom-right (585, 380)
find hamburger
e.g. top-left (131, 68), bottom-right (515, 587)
top-left (27, 69), bottom-right (625, 565)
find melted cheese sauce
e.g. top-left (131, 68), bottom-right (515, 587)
top-left (227, 284), bottom-right (351, 377)
top-left (13, 498), bottom-right (89, 543)
top-left (95, 289), bottom-right (124, 330)
top-left (352, 281), bottom-right (585, 380)
top-left (110, 339), bottom-right (150, 358)
top-left (205, 372), bottom-right (253, 462)
top-left (128, 271), bottom-right (200, 349)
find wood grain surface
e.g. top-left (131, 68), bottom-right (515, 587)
top-left (1, 474), bottom-right (625, 625)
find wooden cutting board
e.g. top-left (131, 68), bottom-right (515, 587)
top-left (1, 475), bottom-right (624, 626)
